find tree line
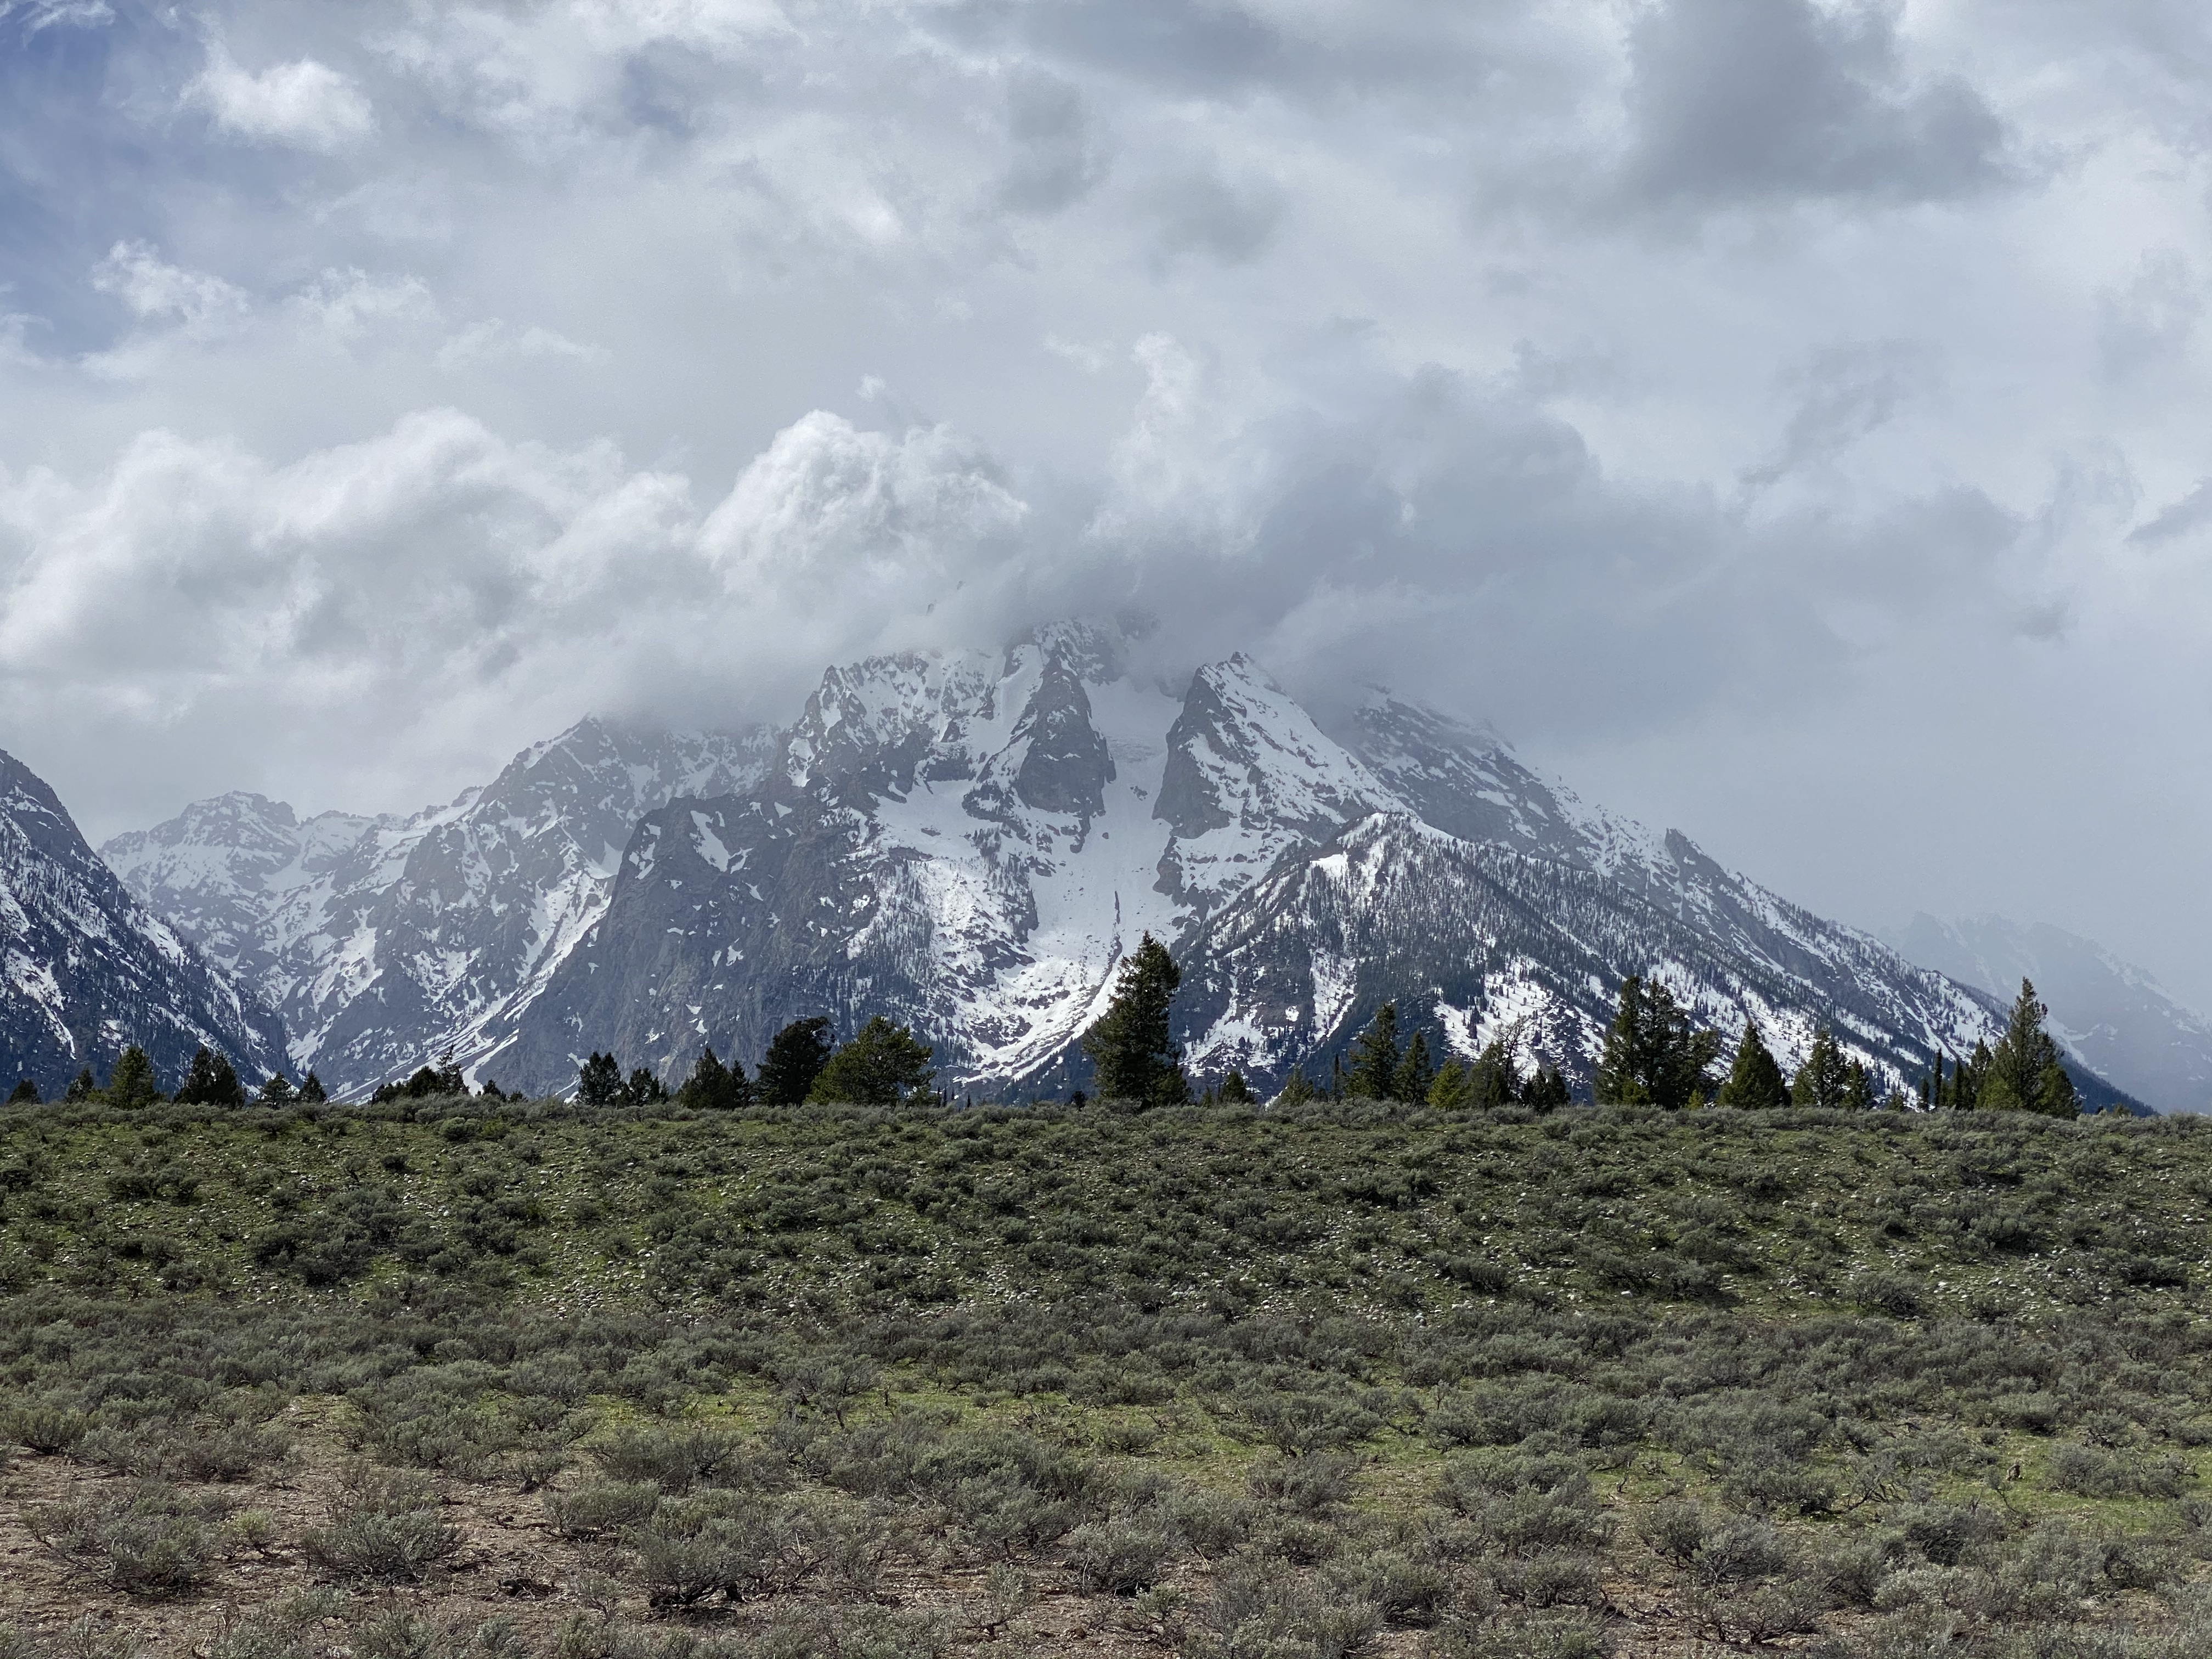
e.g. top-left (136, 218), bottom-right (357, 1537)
top-left (1590, 972), bottom-right (2082, 1116)
top-left (5, 1045), bottom-right (327, 1110)
top-left (4, 935), bottom-right (2088, 1118)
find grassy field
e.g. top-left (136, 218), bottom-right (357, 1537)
top-left (3, 1094), bottom-right (2212, 1658)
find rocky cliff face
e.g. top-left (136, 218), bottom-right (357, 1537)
top-left (104, 719), bottom-right (769, 1096)
top-left (495, 629), bottom-right (2082, 1103)
top-left (0, 748), bottom-right (284, 1097)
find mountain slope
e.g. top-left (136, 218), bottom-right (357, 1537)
top-left (103, 719), bottom-right (770, 1097)
top-left (1884, 914), bottom-right (2211, 1113)
top-left (0, 748), bottom-right (284, 1096)
top-left (498, 634), bottom-right (2069, 1103)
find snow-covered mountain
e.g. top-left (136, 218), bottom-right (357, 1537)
top-left (103, 719), bottom-right (770, 1096)
top-left (0, 748), bottom-right (284, 1097)
top-left (1884, 915), bottom-right (2211, 1114)
top-left (494, 626), bottom-right (2109, 1104)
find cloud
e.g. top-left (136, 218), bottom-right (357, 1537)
top-left (89, 241), bottom-right (249, 327)
top-left (1613, 0), bottom-right (2015, 212)
top-left (2128, 478), bottom-right (2212, 547)
top-left (1740, 340), bottom-right (1933, 493)
top-left (187, 43), bottom-right (376, 153)
top-left (0, 1), bottom-right (112, 31)
top-left (0, 405), bottom-right (1038, 828)
top-left (1144, 164), bottom-right (1286, 268)
top-left (435, 320), bottom-right (609, 372)
top-left (2099, 250), bottom-right (2202, 381)
top-left (287, 269), bottom-right (438, 346)
top-left (997, 71), bottom-right (1111, 215)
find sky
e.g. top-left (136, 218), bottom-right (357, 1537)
top-left (2, 0), bottom-right (2210, 1011)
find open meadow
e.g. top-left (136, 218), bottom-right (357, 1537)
top-left (3, 1096), bottom-right (2212, 1658)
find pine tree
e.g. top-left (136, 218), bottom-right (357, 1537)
top-left (1593, 977), bottom-right (1722, 1110)
top-left (7, 1079), bottom-right (37, 1104)
top-left (1275, 1067), bottom-right (1317, 1106)
top-left (1715, 1018), bottom-right (1789, 1110)
top-left (1426, 1058), bottom-right (1475, 1109)
top-left (1394, 1029), bottom-right (1435, 1104)
top-left (1079, 935), bottom-right (1188, 1107)
top-left (577, 1051), bottom-right (623, 1107)
top-left (1523, 1063), bottom-right (1571, 1111)
top-left (298, 1072), bottom-right (327, 1104)
top-left (182, 1057), bottom-right (245, 1110)
top-left (1218, 1070), bottom-right (1254, 1104)
top-left (676, 1047), bottom-right (752, 1112)
top-left (1980, 979), bottom-right (2079, 1118)
top-left (1466, 1039), bottom-right (1520, 1110)
top-left (1790, 1027), bottom-right (1851, 1111)
top-left (808, 1017), bottom-right (936, 1107)
top-left (63, 1068), bottom-right (97, 1102)
top-left (623, 1067), bottom-right (669, 1106)
top-left (258, 1073), bottom-right (296, 1105)
top-left (757, 1017), bottom-right (836, 1105)
top-left (1842, 1059), bottom-right (1876, 1111)
top-left (106, 1046), bottom-right (161, 1109)
top-left (1347, 1003), bottom-right (1402, 1101)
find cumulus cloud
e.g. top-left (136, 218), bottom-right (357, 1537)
top-left (90, 241), bottom-right (249, 327)
top-left (2, 0), bottom-right (2211, 1008)
top-left (187, 43), bottom-right (376, 152)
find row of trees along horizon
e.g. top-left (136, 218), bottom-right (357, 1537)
top-left (5, 934), bottom-right (2087, 1116)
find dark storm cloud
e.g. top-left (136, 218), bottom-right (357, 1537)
top-left (1615, 0), bottom-right (2016, 211)
top-left (996, 71), bottom-right (1110, 216)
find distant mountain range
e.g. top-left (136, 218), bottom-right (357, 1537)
top-left (1884, 915), bottom-right (2211, 1114)
top-left (0, 751), bottom-right (283, 1097)
top-left (0, 621), bottom-right (2148, 1108)
top-left (100, 722), bottom-right (770, 1094)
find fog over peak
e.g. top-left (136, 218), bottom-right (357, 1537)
top-left (2, 0), bottom-right (2210, 1012)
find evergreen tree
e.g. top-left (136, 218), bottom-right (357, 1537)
top-left (758, 1017), bottom-right (837, 1105)
top-left (1841, 1059), bottom-right (1876, 1113)
top-left (106, 1046), bottom-right (162, 1109)
top-left (1218, 1070), bottom-right (1254, 1104)
top-left (1980, 979), bottom-right (2080, 1118)
top-left (622, 1067), bottom-right (669, 1106)
top-left (1789, 1026), bottom-right (1851, 1111)
top-left (1715, 1018), bottom-right (1789, 1110)
top-left (808, 1017), bottom-right (935, 1107)
top-left (7, 1079), bottom-right (37, 1104)
top-left (1466, 1038), bottom-right (1521, 1111)
top-left (2034, 1060), bottom-right (2081, 1119)
top-left (1275, 1066), bottom-right (1317, 1106)
top-left (577, 1051), bottom-right (623, 1107)
top-left (1395, 1029), bottom-right (1435, 1104)
top-left (1329, 1055), bottom-right (1346, 1102)
top-left (676, 1047), bottom-right (752, 1112)
top-left (258, 1073), bottom-right (296, 1105)
top-left (63, 1068), bottom-right (97, 1102)
top-left (1426, 1058), bottom-right (1475, 1110)
top-left (1079, 935), bottom-right (1189, 1107)
top-left (1593, 977), bottom-right (1722, 1110)
top-left (1945, 1040), bottom-right (1991, 1109)
top-left (1347, 1003), bottom-right (1402, 1101)
top-left (1523, 1063), bottom-right (1572, 1111)
top-left (478, 1079), bottom-right (509, 1102)
top-left (297, 1072), bottom-right (327, 1104)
